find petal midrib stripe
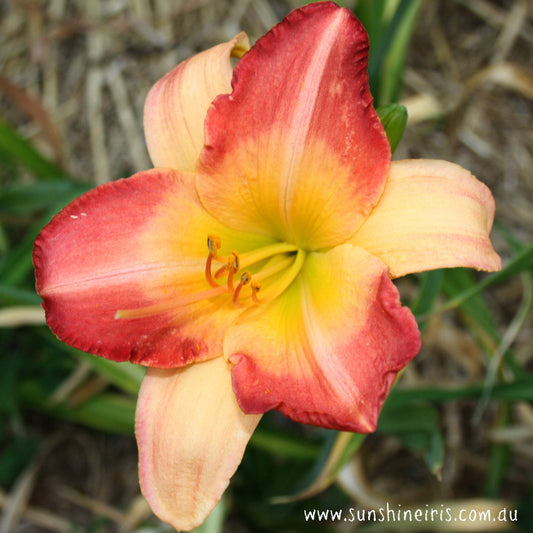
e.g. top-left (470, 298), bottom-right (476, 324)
top-left (280, 9), bottom-right (345, 225)
top-left (41, 262), bottom-right (200, 295)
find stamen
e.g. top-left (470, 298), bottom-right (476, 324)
top-left (207, 234), bottom-right (230, 264)
top-left (214, 264), bottom-right (228, 279)
top-left (232, 271), bottom-right (251, 306)
top-left (207, 235), bottom-right (221, 255)
top-left (122, 237), bottom-right (304, 320)
top-left (205, 235), bottom-right (235, 287)
top-left (231, 251), bottom-right (240, 272)
top-left (116, 284), bottom-right (230, 320)
top-left (205, 252), bottom-right (219, 287)
top-left (205, 235), bottom-right (303, 308)
top-left (226, 252), bottom-right (239, 291)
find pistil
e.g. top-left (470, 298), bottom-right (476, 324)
top-left (236, 242), bottom-right (298, 269)
top-left (252, 254), bottom-right (294, 283)
top-left (258, 248), bottom-right (306, 302)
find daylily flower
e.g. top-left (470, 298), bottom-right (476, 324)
top-left (33, 2), bottom-right (501, 530)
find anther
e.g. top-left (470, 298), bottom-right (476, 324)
top-left (207, 235), bottom-right (221, 255)
top-left (251, 282), bottom-right (262, 304)
top-left (231, 252), bottom-right (239, 272)
top-left (205, 235), bottom-right (223, 287)
top-left (205, 235), bottom-right (300, 307)
top-left (226, 252), bottom-right (239, 291)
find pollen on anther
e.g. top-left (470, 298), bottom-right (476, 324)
top-left (251, 282), bottom-right (261, 304)
top-left (230, 252), bottom-right (239, 272)
top-left (207, 235), bottom-right (221, 255)
top-left (226, 254), bottom-right (239, 292)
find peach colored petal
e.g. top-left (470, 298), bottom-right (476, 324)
top-left (144, 32), bottom-right (250, 172)
top-left (136, 358), bottom-right (261, 531)
top-left (225, 245), bottom-right (420, 433)
top-left (352, 159), bottom-right (501, 278)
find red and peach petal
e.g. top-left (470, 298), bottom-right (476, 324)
top-left (352, 159), bottom-right (502, 278)
top-left (225, 245), bottom-right (421, 433)
top-left (136, 358), bottom-right (261, 531)
top-left (34, 168), bottom-right (268, 367)
top-left (197, 3), bottom-right (390, 250)
top-left (144, 32), bottom-right (250, 172)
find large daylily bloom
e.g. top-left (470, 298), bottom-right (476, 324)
top-left (33, 2), bottom-right (501, 530)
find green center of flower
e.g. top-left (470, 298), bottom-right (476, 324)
top-left (205, 235), bottom-right (306, 307)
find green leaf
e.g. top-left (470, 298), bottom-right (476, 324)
top-left (0, 181), bottom-right (89, 215)
top-left (388, 377), bottom-right (533, 407)
top-left (0, 225), bottom-right (8, 255)
top-left (0, 119), bottom-right (67, 180)
top-left (378, 0), bottom-right (421, 105)
top-left (55, 393), bottom-right (136, 434)
top-left (41, 330), bottom-right (145, 396)
top-left (355, 0), bottom-right (389, 43)
top-left (426, 240), bottom-right (533, 317)
top-left (441, 268), bottom-right (500, 350)
top-left (272, 431), bottom-right (365, 503)
top-left (484, 404), bottom-right (511, 498)
top-left (0, 437), bottom-right (39, 486)
top-left (357, 0), bottom-right (422, 106)
top-left (377, 103), bottom-right (408, 152)
top-left (379, 402), bottom-right (444, 475)
top-left (0, 285), bottom-right (41, 306)
top-left (0, 186), bottom-right (91, 286)
top-left (250, 428), bottom-right (321, 461)
top-left (0, 353), bottom-right (22, 415)
top-left (410, 269), bottom-right (444, 332)
top-left (21, 379), bottom-right (136, 434)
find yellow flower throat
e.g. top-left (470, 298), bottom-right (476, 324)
top-left (205, 235), bottom-right (306, 307)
